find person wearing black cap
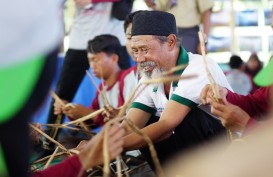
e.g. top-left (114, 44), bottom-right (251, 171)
top-left (121, 11), bottom-right (232, 167)
top-left (54, 34), bottom-right (135, 127)
top-left (144, 0), bottom-right (214, 54)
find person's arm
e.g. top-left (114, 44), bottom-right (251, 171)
top-left (63, 104), bottom-right (94, 120)
top-left (200, 85), bottom-right (269, 119)
top-left (210, 99), bottom-right (251, 132)
top-left (226, 87), bottom-right (269, 118)
top-left (122, 107), bottom-right (151, 135)
top-left (123, 101), bottom-right (190, 151)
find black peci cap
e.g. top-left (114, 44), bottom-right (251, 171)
top-left (131, 11), bottom-right (177, 37)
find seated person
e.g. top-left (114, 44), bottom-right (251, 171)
top-left (54, 34), bottom-right (137, 127)
top-left (120, 11), bottom-right (232, 168)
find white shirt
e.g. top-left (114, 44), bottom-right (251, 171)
top-left (69, 2), bottom-right (126, 49)
top-left (132, 48), bottom-right (232, 116)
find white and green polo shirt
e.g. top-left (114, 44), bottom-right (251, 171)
top-left (131, 47), bottom-right (232, 117)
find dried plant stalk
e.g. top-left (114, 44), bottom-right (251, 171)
top-left (77, 131), bottom-right (104, 177)
top-left (32, 149), bottom-right (79, 166)
top-left (117, 83), bottom-right (143, 118)
top-left (101, 117), bottom-right (126, 177)
top-left (124, 118), bottom-right (165, 177)
top-left (103, 124), bottom-right (111, 177)
top-left (141, 75), bottom-right (197, 85)
top-left (116, 156), bottom-right (122, 177)
top-left (32, 151), bottom-right (67, 165)
top-left (50, 91), bottom-right (64, 106)
top-left (44, 147), bottom-right (59, 169)
top-left (86, 70), bottom-right (109, 106)
top-left (63, 108), bottom-right (104, 126)
top-left (124, 162), bottom-right (147, 175)
top-left (160, 64), bottom-right (188, 76)
top-left (42, 124), bottom-right (95, 136)
top-left (50, 114), bottom-right (62, 139)
top-left (30, 124), bottom-right (70, 154)
top-left (99, 117), bottom-right (164, 177)
top-left (99, 63), bottom-right (110, 106)
top-left (197, 32), bottom-right (221, 102)
top-left (198, 31), bottom-right (234, 140)
top-left (50, 91), bottom-right (89, 131)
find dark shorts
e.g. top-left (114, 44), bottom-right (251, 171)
top-left (140, 107), bottom-right (226, 170)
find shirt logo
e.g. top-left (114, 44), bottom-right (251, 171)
top-left (157, 107), bottom-right (164, 113)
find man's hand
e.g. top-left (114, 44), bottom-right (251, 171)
top-left (63, 104), bottom-right (92, 120)
top-left (78, 124), bottom-right (125, 169)
top-left (200, 84), bottom-right (228, 105)
top-left (102, 105), bottom-right (120, 122)
top-left (30, 123), bottom-right (43, 144)
top-left (76, 140), bottom-right (89, 151)
top-left (53, 99), bottom-right (69, 115)
top-left (210, 99), bottom-right (250, 132)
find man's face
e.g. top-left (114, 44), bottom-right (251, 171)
top-left (87, 52), bottom-right (115, 79)
top-left (131, 35), bottom-right (169, 78)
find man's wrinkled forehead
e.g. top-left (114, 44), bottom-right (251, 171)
top-left (131, 35), bottom-right (155, 47)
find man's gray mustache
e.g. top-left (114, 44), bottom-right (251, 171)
top-left (140, 61), bottom-right (156, 68)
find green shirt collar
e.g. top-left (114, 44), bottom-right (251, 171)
top-left (172, 46), bottom-right (189, 87)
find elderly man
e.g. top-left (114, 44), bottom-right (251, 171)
top-left (121, 11), bottom-right (232, 167)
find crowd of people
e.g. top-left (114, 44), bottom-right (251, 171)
top-left (1, 1), bottom-right (273, 177)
